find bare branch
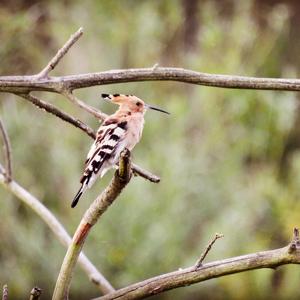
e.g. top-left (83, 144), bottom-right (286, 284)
top-left (29, 287), bottom-right (42, 300)
top-left (2, 27), bottom-right (300, 300)
top-left (2, 285), bottom-right (8, 300)
top-left (0, 119), bottom-right (12, 182)
top-left (95, 229), bottom-right (300, 300)
top-left (288, 228), bottom-right (300, 253)
top-left (194, 233), bottom-right (224, 268)
top-left (18, 93), bottom-right (96, 139)
top-left (131, 163), bottom-right (160, 183)
top-left (63, 89), bottom-right (107, 120)
top-left (52, 149), bottom-right (132, 300)
top-left (0, 169), bottom-right (114, 294)
top-left (36, 27), bottom-right (83, 79)
top-left (2, 67), bottom-right (300, 94)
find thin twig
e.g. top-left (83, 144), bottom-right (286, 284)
top-left (95, 229), bottom-right (300, 300)
top-left (52, 149), bottom-right (132, 300)
top-left (288, 227), bottom-right (300, 253)
top-left (0, 168), bottom-right (114, 294)
top-left (18, 93), bottom-right (96, 138)
top-left (29, 287), bottom-right (42, 300)
top-left (194, 233), bottom-right (224, 268)
top-left (0, 119), bottom-right (12, 182)
top-left (131, 163), bottom-right (160, 183)
top-left (63, 89), bottom-right (107, 120)
top-left (2, 285), bottom-right (8, 300)
top-left (36, 27), bottom-right (83, 79)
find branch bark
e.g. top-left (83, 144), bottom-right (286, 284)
top-left (194, 233), bottom-right (224, 268)
top-left (52, 149), bottom-right (132, 300)
top-left (0, 28), bottom-right (160, 183)
top-left (0, 119), bottom-right (12, 182)
top-left (2, 285), bottom-right (8, 300)
top-left (18, 93), bottom-right (96, 139)
top-left (63, 90), bottom-right (107, 120)
top-left (94, 229), bottom-right (300, 300)
top-left (0, 169), bottom-right (114, 294)
top-left (4, 27), bottom-right (299, 300)
top-left (1, 67), bottom-right (300, 94)
top-left (36, 27), bottom-right (83, 79)
top-left (29, 287), bottom-right (42, 300)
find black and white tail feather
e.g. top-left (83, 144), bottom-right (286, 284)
top-left (71, 116), bottom-right (128, 208)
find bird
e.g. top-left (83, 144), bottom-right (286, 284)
top-left (71, 93), bottom-right (169, 208)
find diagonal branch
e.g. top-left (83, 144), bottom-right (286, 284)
top-left (94, 229), bottom-right (300, 300)
top-left (194, 233), bottom-right (224, 268)
top-left (36, 27), bottom-right (83, 79)
top-left (0, 119), bottom-right (12, 182)
top-left (0, 169), bottom-right (114, 294)
top-left (52, 149), bottom-right (132, 300)
top-left (131, 163), bottom-right (160, 183)
top-left (63, 89), bottom-right (107, 120)
top-left (18, 93), bottom-right (96, 138)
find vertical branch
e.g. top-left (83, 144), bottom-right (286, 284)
top-left (2, 285), bottom-right (8, 300)
top-left (52, 149), bottom-right (132, 300)
top-left (0, 119), bottom-right (12, 182)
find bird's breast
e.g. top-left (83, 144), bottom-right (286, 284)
top-left (125, 115), bottom-right (145, 150)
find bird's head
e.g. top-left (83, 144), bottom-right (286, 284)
top-left (101, 94), bottom-right (169, 115)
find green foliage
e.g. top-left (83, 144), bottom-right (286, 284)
top-left (0, 1), bottom-right (300, 299)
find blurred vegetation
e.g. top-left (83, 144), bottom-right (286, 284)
top-left (1, 0), bottom-right (300, 299)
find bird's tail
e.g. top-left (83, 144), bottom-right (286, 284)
top-left (71, 186), bottom-right (84, 208)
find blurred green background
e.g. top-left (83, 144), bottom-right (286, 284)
top-left (1, 0), bottom-right (300, 299)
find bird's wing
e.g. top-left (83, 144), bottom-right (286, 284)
top-left (71, 118), bottom-right (128, 208)
top-left (80, 119), bottom-right (128, 186)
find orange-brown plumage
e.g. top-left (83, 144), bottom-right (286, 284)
top-left (71, 94), bottom-right (169, 208)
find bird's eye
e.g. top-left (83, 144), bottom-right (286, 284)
top-left (136, 102), bottom-right (142, 106)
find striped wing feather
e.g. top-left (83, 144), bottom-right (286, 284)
top-left (71, 119), bottom-right (127, 207)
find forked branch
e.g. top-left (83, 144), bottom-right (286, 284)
top-left (94, 229), bottom-right (300, 300)
top-left (1, 27), bottom-right (160, 183)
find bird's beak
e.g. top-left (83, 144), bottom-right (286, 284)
top-left (146, 104), bottom-right (170, 115)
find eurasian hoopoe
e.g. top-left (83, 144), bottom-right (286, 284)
top-left (71, 93), bottom-right (169, 208)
